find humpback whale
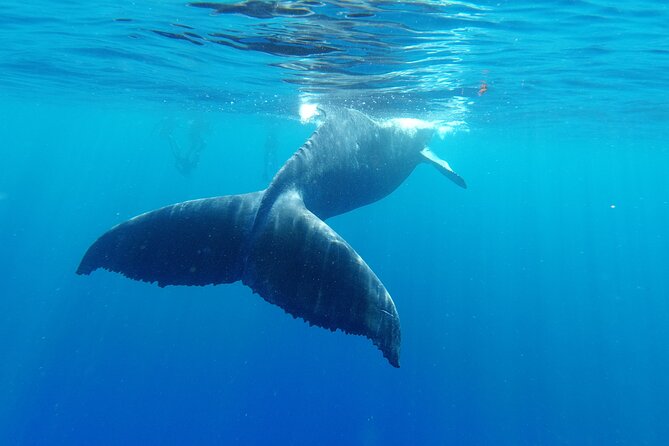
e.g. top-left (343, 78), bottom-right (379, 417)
top-left (77, 108), bottom-right (466, 367)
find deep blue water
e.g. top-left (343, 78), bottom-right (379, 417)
top-left (2, 1), bottom-right (669, 445)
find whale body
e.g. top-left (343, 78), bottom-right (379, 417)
top-left (77, 108), bottom-right (465, 367)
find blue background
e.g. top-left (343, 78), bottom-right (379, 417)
top-left (2, 100), bottom-right (668, 445)
top-left (2, 1), bottom-right (669, 445)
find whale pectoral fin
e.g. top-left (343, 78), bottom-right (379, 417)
top-left (243, 190), bottom-right (401, 367)
top-left (420, 147), bottom-right (467, 189)
top-left (76, 192), bottom-right (263, 287)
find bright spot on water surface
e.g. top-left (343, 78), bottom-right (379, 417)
top-left (299, 103), bottom-right (319, 123)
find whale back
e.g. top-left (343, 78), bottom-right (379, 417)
top-left (262, 108), bottom-right (434, 221)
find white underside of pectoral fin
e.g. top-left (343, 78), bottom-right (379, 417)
top-left (420, 148), bottom-right (467, 189)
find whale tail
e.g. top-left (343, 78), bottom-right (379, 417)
top-left (244, 190), bottom-right (400, 367)
top-left (77, 189), bottom-right (401, 366)
top-left (76, 192), bottom-right (264, 287)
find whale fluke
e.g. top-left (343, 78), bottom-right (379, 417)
top-left (77, 192), bottom-right (263, 287)
top-left (77, 188), bottom-right (401, 365)
top-left (243, 190), bottom-right (401, 367)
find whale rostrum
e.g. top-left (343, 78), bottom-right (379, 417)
top-left (77, 108), bottom-right (466, 367)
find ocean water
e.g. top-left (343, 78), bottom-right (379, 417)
top-left (1, 1), bottom-right (669, 445)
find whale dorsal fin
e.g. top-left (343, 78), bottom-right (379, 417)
top-left (420, 147), bottom-right (467, 189)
